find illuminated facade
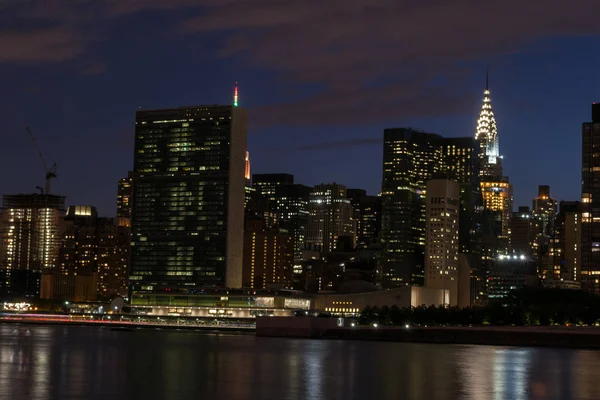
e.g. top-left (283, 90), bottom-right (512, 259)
top-left (480, 179), bottom-right (513, 241)
top-left (244, 151), bottom-right (251, 181)
top-left (581, 103), bottom-right (600, 294)
top-left (381, 129), bottom-right (444, 287)
top-left (0, 194), bottom-right (65, 271)
top-left (475, 74), bottom-right (503, 178)
top-left (306, 183), bottom-right (355, 253)
top-left (242, 219), bottom-right (293, 289)
top-left (252, 173), bottom-right (294, 208)
top-left (0, 194), bottom-right (65, 298)
top-left (424, 179), bottom-right (460, 306)
top-left (117, 171), bottom-right (133, 218)
top-left (41, 207), bottom-right (129, 301)
top-left (130, 105), bottom-right (247, 291)
top-left (554, 201), bottom-right (581, 282)
top-left (275, 184), bottom-right (312, 262)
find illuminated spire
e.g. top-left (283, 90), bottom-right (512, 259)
top-left (475, 70), bottom-right (502, 177)
top-left (233, 81), bottom-right (239, 107)
top-left (245, 151), bottom-right (250, 180)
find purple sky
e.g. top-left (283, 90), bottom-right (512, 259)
top-left (1, 0), bottom-right (600, 216)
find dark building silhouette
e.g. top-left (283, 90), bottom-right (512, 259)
top-left (347, 189), bottom-right (381, 248)
top-left (117, 171), bottom-right (134, 218)
top-left (380, 129), bottom-right (480, 288)
top-left (581, 103), bottom-right (600, 294)
top-left (275, 184), bottom-right (312, 262)
top-left (130, 105), bottom-right (247, 292)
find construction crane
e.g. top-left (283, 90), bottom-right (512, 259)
top-left (25, 126), bottom-right (57, 194)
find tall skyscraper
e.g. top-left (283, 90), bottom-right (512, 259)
top-left (532, 185), bottom-right (558, 279)
top-left (117, 171), bottom-right (134, 219)
top-left (347, 189), bottom-right (381, 247)
top-left (130, 105), bottom-right (247, 292)
top-left (581, 103), bottom-right (600, 294)
top-left (424, 179), bottom-right (460, 306)
top-left (307, 183), bottom-right (355, 253)
top-left (475, 73), bottom-right (503, 178)
top-left (0, 194), bottom-right (65, 297)
top-left (381, 129), bottom-right (480, 288)
top-left (554, 201), bottom-right (581, 282)
top-left (381, 129), bottom-right (444, 287)
top-left (474, 74), bottom-right (513, 247)
top-left (275, 184), bottom-right (312, 262)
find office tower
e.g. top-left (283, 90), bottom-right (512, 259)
top-left (347, 189), bottom-right (381, 248)
top-left (117, 171), bottom-right (134, 219)
top-left (242, 219), bottom-right (293, 289)
top-left (554, 201), bottom-right (581, 282)
top-left (381, 129), bottom-right (443, 287)
top-left (252, 174), bottom-right (294, 204)
top-left (475, 73), bottom-right (503, 178)
top-left (581, 103), bottom-right (600, 294)
top-left (480, 178), bottom-right (513, 241)
top-left (307, 183), bottom-right (355, 253)
top-left (424, 179), bottom-right (460, 306)
top-left (96, 217), bottom-right (130, 299)
top-left (531, 185), bottom-right (558, 279)
top-left (510, 206), bottom-right (535, 257)
top-left (275, 184), bottom-right (312, 262)
top-left (0, 194), bottom-right (65, 298)
top-left (130, 105), bottom-right (247, 291)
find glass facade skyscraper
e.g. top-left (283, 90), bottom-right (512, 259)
top-left (130, 105), bottom-right (247, 292)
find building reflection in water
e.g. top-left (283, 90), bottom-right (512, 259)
top-left (2, 325), bottom-right (600, 399)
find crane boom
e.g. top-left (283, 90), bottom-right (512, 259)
top-left (24, 126), bottom-right (57, 194)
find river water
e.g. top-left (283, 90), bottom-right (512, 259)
top-left (0, 324), bottom-right (599, 400)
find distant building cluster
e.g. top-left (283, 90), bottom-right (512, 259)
top-left (0, 79), bottom-right (597, 316)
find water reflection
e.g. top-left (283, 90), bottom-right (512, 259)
top-left (1, 324), bottom-right (600, 399)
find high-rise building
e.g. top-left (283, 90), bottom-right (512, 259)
top-left (381, 129), bottom-right (444, 287)
top-left (275, 184), bottom-right (312, 262)
top-left (475, 73), bottom-right (503, 178)
top-left (510, 206), bottom-right (535, 258)
top-left (0, 194), bottom-right (65, 298)
top-left (242, 219), bottom-right (293, 289)
top-left (381, 129), bottom-right (481, 288)
top-left (424, 179), bottom-right (460, 306)
top-left (581, 103), bottom-right (600, 294)
top-left (480, 178), bottom-right (513, 242)
top-left (41, 206), bottom-right (130, 301)
top-left (252, 173), bottom-right (294, 208)
top-left (474, 74), bottom-right (512, 249)
top-left (307, 183), bottom-right (355, 253)
top-left (554, 201), bottom-right (581, 282)
top-left (117, 172), bottom-right (134, 219)
top-left (130, 105), bottom-right (247, 292)
top-left (347, 189), bottom-right (381, 248)
top-left (531, 185), bottom-right (558, 279)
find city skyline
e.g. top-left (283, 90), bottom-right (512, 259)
top-left (1, 2), bottom-right (599, 215)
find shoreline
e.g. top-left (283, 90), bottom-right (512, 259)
top-left (319, 326), bottom-right (600, 350)
top-left (0, 318), bottom-right (254, 334)
top-left (256, 317), bottom-right (600, 349)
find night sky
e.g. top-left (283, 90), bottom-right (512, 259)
top-left (1, 1), bottom-right (600, 216)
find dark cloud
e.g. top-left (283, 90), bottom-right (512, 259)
top-left (179, 0), bottom-right (600, 125)
top-left (2, 0), bottom-right (600, 124)
top-left (80, 62), bottom-right (107, 76)
top-left (0, 27), bottom-right (84, 62)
